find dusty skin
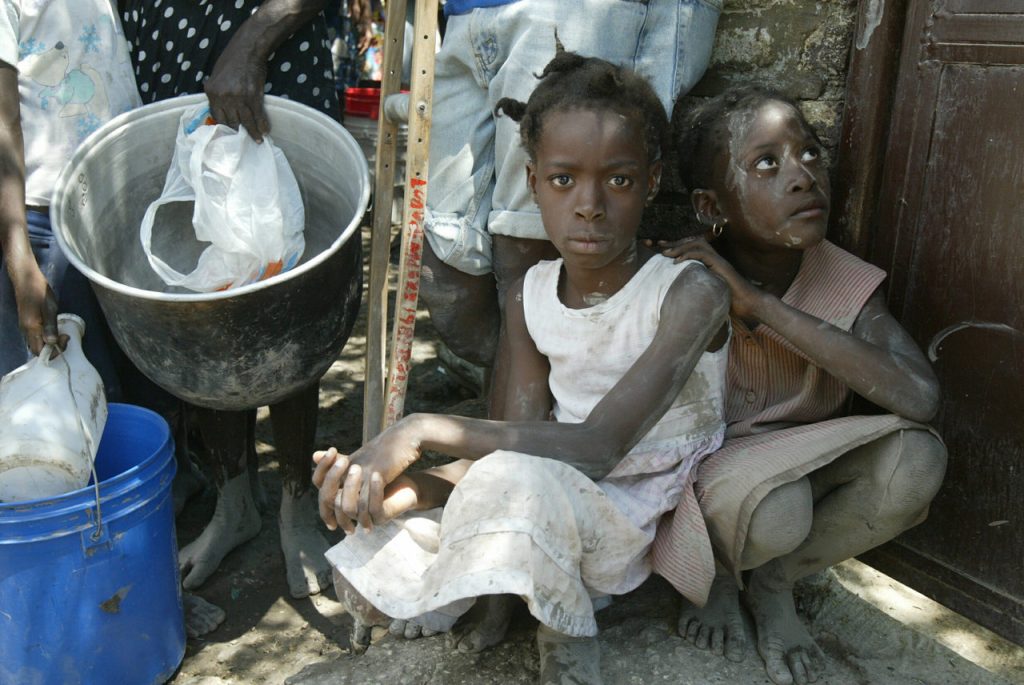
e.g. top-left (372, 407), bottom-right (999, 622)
top-left (164, 235), bottom-right (1017, 685)
top-left (446, 594), bottom-right (516, 653)
top-left (166, 306), bottom-right (1019, 685)
top-left (178, 471), bottom-right (262, 591)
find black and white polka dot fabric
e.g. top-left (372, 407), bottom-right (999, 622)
top-left (121, 0), bottom-right (339, 120)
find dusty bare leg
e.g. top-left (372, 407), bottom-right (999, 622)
top-left (332, 568), bottom-right (391, 654)
top-left (179, 409), bottom-right (262, 590)
top-left (681, 478), bottom-right (812, 664)
top-left (171, 404), bottom-right (207, 517)
top-left (420, 240), bottom-right (500, 368)
top-left (183, 593), bottom-right (226, 638)
top-left (271, 383), bottom-right (332, 599)
top-left (446, 594), bottom-right (516, 653)
top-left (678, 569), bottom-right (747, 662)
top-left (739, 477), bottom-right (816, 683)
top-left (536, 623), bottom-right (603, 685)
top-left (781, 430), bottom-right (946, 581)
top-left (744, 558), bottom-right (824, 685)
top-left (488, 236), bottom-right (559, 419)
top-left (744, 430), bottom-right (947, 685)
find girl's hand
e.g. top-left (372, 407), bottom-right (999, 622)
top-left (313, 447), bottom-right (422, 534)
top-left (312, 419), bottom-right (425, 533)
top-left (649, 236), bottom-right (767, 322)
top-left (313, 447), bottom-right (353, 533)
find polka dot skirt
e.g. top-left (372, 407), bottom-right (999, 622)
top-left (121, 0), bottom-right (339, 120)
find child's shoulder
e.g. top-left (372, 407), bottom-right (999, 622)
top-left (641, 254), bottom-right (725, 305)
top-left (647, 253), bottom-right (716, 283)
top-left (810, 240), bottom-right (886, 278)
top-left (522, 257), bottom-right (563, 289)
top-left (786, 240), bottom-right (887, 328)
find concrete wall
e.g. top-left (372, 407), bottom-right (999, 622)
top-left (646, 0), bottom-right (860, 239)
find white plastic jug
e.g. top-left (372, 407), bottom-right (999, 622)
top-left (0, 314), bottom-right (108, 502)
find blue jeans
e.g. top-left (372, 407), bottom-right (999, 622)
top-left (424, 0), bottom-right (722, 275)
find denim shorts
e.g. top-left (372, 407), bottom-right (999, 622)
top-left (424, 0), bottom-right (722, 275)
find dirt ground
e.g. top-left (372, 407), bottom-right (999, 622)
top-left (165, 232), bottom-right (1024, 685)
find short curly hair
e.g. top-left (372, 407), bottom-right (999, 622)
top-left (675, 85), bottom-right (821, 192)
top-left (495, 41), bottom-right (668, 165)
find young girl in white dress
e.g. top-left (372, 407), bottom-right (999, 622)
top-left (313, 46), bottom-right (731, 684)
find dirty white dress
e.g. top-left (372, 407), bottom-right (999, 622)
top-left (326, 255), bottom-right (726, 637)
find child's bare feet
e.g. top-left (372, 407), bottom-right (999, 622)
top-left (446, 594), bottom-right (514, 653)
top-left (279, 487), bottom-right (332, 598)
top-left (535, 624), bottom-right (602, 685)
top-left (183, 593), bottom-right (226, 638)
top-left (678, 572), bottom-right (747, 662)
top-left (389, 618), bottom-right (439, 639)
top-left (744, 562), bottom-right (825, 685)
top-left (179, 471), bottom-right (262, 589)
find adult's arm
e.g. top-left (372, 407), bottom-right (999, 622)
top-left (0, 61), bottom-right (59, 354)
top-left (203, 0), bottom-right (330, 141)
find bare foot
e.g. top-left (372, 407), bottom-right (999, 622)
top-left (179, 472), bottom-right (262, 590)
top-left (536, 624), bottom-right (603, 685)
top-left (678, 572), bottom-right (747, 662)
top-left (279, 487), bottom-right (332, 598)
top-left (744, 562), bottom-right (825, 685)
top-left (389, 618), bottom-right (439, 639)
top-left (446, 594), bottom-right (514, 653)
top-left (183, 593), bottom-right (226, 638)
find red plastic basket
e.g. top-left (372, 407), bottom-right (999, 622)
top-left (344, 87), bottom-right (381, 119)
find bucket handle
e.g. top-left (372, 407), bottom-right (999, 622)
top-left (87, 450), bottom-right (104, 542)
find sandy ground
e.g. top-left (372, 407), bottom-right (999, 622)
top-left (166, 233), bottom-right (1024, 685)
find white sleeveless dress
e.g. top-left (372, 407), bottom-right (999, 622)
top-left (326, 255), bottom-right (726, 636)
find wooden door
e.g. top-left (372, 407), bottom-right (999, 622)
top-left (839, 0), bottom-right (1024, 644)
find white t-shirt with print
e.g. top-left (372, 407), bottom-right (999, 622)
top-left (0, 0), bottom-right (140, 206)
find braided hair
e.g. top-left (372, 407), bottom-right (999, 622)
top-left (674, 85), bottom-right (822, 193)
top-left (495, 40), bottom-right (668, 165)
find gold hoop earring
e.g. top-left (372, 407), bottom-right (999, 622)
top-left (712, 220), bottom-right (726, 238)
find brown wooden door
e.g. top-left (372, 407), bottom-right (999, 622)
top-left (849, 0), bottom-right (1024, 644)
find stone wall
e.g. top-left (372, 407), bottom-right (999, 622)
top-left (645, 0), bottom-right (860, 240)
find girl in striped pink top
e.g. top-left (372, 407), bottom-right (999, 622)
top-left (650, 86), bottom-right (947, 685)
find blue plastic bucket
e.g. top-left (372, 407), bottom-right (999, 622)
top-left (0, 403), bottom-right (184, 685)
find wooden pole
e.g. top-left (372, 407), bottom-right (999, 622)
top-left (362, 0), bottom-right (409, 442)
top-left (382, 0), bottom-right (438, 429)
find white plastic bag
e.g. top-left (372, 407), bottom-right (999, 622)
top-left (140, 104), bottom-right (305, 292)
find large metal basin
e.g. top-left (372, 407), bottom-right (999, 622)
top-left (51, 94), bottom-right (368, 410)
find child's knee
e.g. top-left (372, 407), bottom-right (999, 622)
top-left (887, 430), bottom-right (947, 516)
top-left (741, 477), bottom-right (813, 570)
top-left (850, 429), bottom-right (946, 528)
